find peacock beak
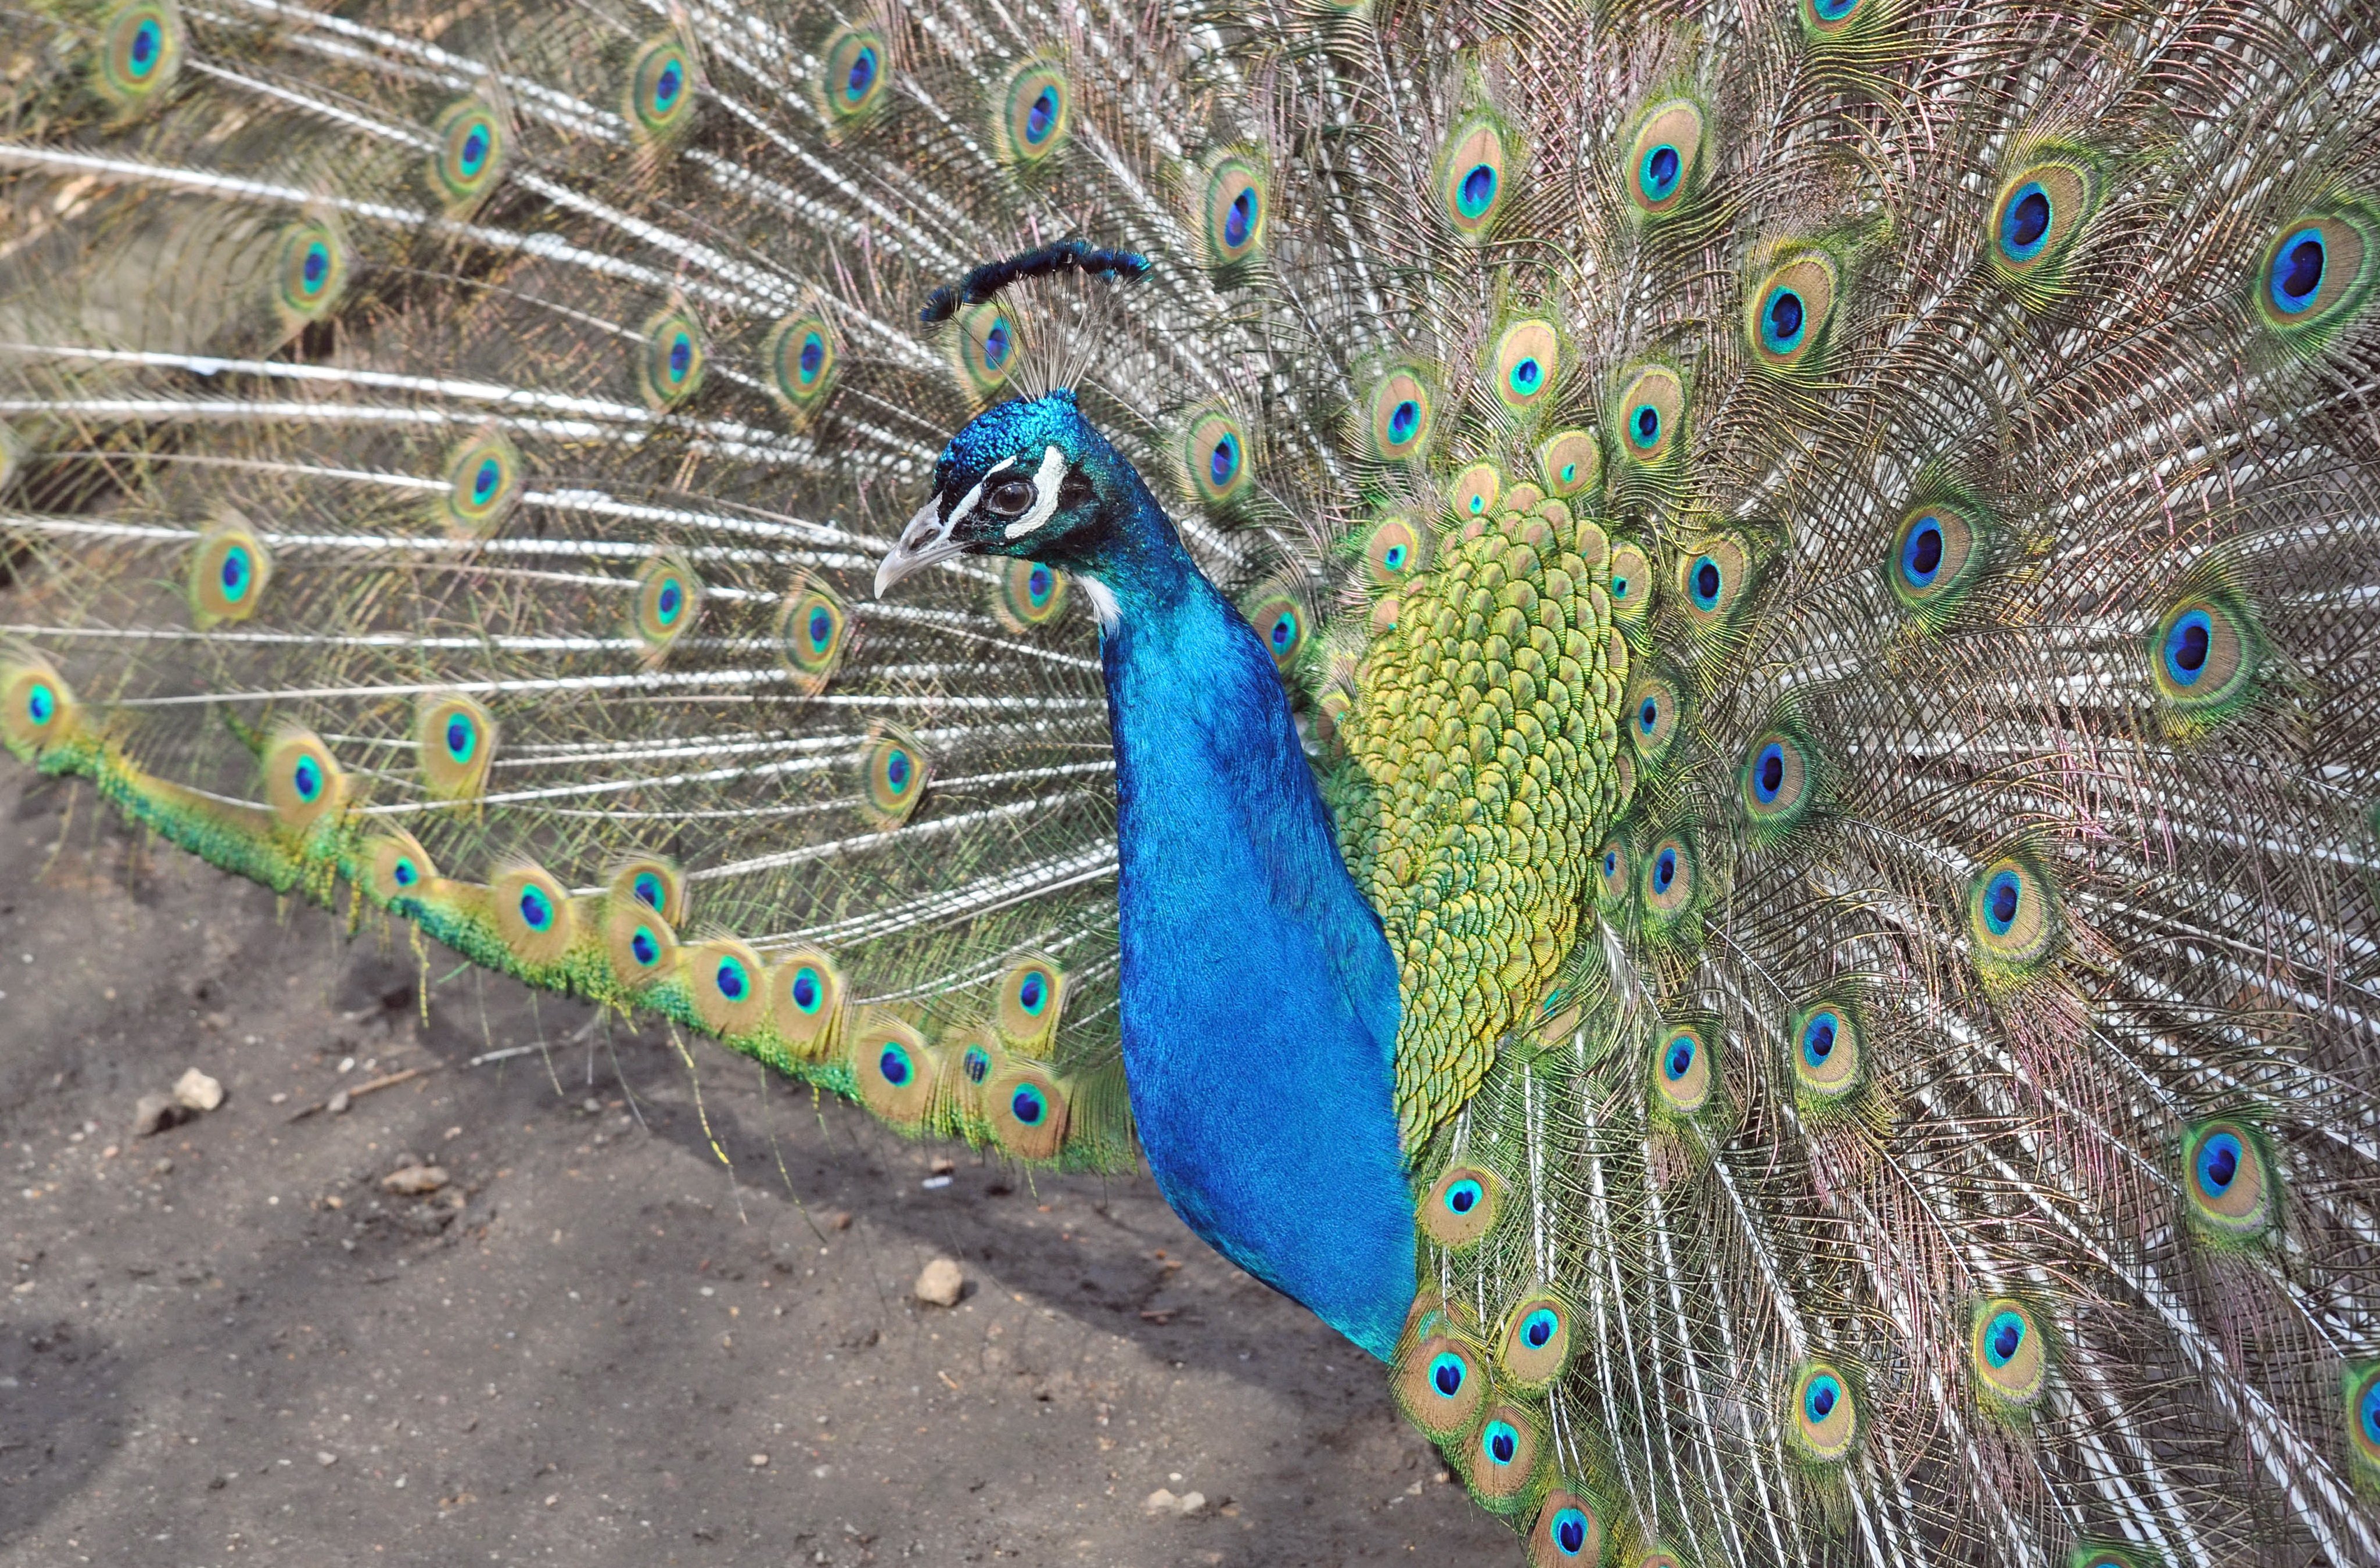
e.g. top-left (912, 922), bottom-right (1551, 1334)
top-left (874, 493), bottom-right (968, 597)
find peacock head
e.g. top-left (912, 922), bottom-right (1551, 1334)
top-left (874, 390), bottom-right (1150, 598)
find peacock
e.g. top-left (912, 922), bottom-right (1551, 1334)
top-left (2, 0), bottom-right (2377, 1559)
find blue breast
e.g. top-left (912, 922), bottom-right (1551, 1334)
top-left (1099, 547), bottom-right (1414, 1358)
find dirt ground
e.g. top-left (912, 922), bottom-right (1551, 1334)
top-left (0, 771), bottom-right (1513, 1567)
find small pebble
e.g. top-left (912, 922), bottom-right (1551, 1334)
top-left (382, 1165), bottom-right (450, 1196)
top-left (173, 1068), bottom-right (224, 1113)
top-left (132, 1094), bottom-right (184, 1138)
top-left (1143, 1488), bottom-right (1208, 1517)
top-left (748, 1453), bottom-right (769, 1468)
top-left (316, 1451), bottom-right (338, 1467)
top-left (913, 1257), bottom-right (964, 1308)
top-left (921, 1175), bottom-right (952, 1190)
top-left (325, 1089), bottom-right (351, 1115)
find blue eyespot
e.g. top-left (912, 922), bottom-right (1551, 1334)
top-left (1812, 0), bottom-right (1859, 20)
top-left (1508, 356), bottom-right (1542, 397)
top-left (885, 749), bottom-right (911, 792)
top-left (962, 1046), bottom-right (990, 1085)
top-left (300, 242), bottom-right (329, 291)
top-left (1983, 869), bottom-right (2022, 935)
top-left (2000, 182), bottom-right (2052, 261)
top-left (2162, 608), bottom-right (2212, 686)
top-left (25, 683), bottom-right (55, 726)
top-left (1652, 846), bottom-right (1677, 893)
top-left (1208, 433), bottom-right (1240, 487)
top-left (444, 716), bottom-right (473, 761)
top-left (1664, 1036), bottom-right (1696, 1081)
top-left (1752, 742), bottom-right (1786, 803)
top-left (473, 457), bottom-right (501, 503)
top-left (518, 885), bottom-right (552, 930)
top-left (1630, 403), bottom-right (1660, 449)
top-left (1026, 565), bottom-right (1053, 604)
top-left (653, 60), bottom-right (683, 112)
top-left (1611, 573), bottom-right (1631, 601)
top-left (1010, 1084), bottom-right (1047, 1126)
top-left (715, 958), bottom-right (748, 1002)
top-left (1640, 143), bottom-right (1681, 203)
top-left (1637, 697), bottom-right (1659, 734)
top-left (127, 17), bottom-right (162, 75)
top-left (1602, 849), bottom-right (1618, 878)
top-left (1457, 163), bottom-right (1497, 220)
top-left (845, 46), bottom-right (876, 102)
top-left (1760, 288), bottom-right (1805, 354)
top-left (1900, 515), bottom-right (1945, 587)
top-left (2360, 1376), bottom-right (2380, 1444)
top-left (1024, 86), bottom-right (1058, 145)
top-left (1481, 1420), bottom-right (1520, 1466)
top-left (806, 607), bottom-right (832, 651)
top-left (1381, 544), bottom-right (1408, 572)
top-left (1270, 612), bottom-right (1298, 652)
top-left (798, 332), bottom-right (825, 382)
top-left (631, 871), bottom-right (664, 910)
top-left (1444, 1178), bottom-right (1482, 1217)
top-left (629, 927), bottom-right (658, 966)
top-left (2270, 228), bottom-right (2325, 314)
top-left (1018, 973), bottom-right (1047, 1014)
top-left (1428, 1352), bottom-right (1466, 1398)
top-left (1550, 1507), bottom-right (1589, 1556)
top-left (220, 547), bottom-right (252, 601)
top-left (459, 124), bottom-right (491, 176)
top-left (878, 1043), bottom-right (912, 1087)
top-left (1387, 399), bottom-right (1420, 446)
top-left (291, 758), bottom-right (321, 802)
top-left (1804, 1374), bottom-right (1841, 1423)
top-left (1984, 1310), bottom-right (2026, 1368)
top-left (983, 319), bottom-right (1011, 369)
top-left (656, 579), bottom-right (683, 624)
top-left (391, 857), bottom-right (419, 888)
top-left (1689, 555), bottom-right (1722, 611)
top-left (667, 333), bottom-right (692, 381)
top-left (1802, 1011), bottom-right (1839, 1066)
top-left (789, 967), bottom-right (822, 1012)
top-left (2196, 1131), bottom-right (2242, 1195)
top-left (1223, 188), bottom-right (1257, 249)
top-left (1521, 1308), bottom-right (1559, 1350)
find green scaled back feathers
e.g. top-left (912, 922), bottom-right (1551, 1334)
top-left (5, 0), bottom-right (2380, 1564)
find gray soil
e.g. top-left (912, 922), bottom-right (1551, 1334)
top-left (0, 772), bottom-right (1512, 1567)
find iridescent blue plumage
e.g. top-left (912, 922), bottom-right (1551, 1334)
top-left (878, 393), bottom-right (1415, 1357)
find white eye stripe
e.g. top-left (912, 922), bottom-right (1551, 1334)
top-left (1002, 446), bottom-right (1071, 540)
top-left (943, 476), bottom-right (987, 529)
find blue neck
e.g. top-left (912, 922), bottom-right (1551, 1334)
top-left (1078, 481), bottom-right (1414, 1359)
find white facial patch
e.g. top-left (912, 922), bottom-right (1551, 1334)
top-left (1001, 446), bottom-right (1071, 539)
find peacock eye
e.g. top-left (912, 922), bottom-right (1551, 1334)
top-left (988, 479), bottom-right (1037, 516)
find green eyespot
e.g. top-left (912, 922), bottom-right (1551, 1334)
top-left (820, 25), bottom-right (888, 124)
top-left (1438, 116), bottom-right (1512, 239)
top-left (638, 306), bottom-right (707, 408)
top-left (430, 98), bottom-right (507, 209)
top-left (626, 33), bottom-right (698, 139)
top-left (764, 313), bottom-right (837, 414)
top-left (997, 60), bottom-right (1071, 164)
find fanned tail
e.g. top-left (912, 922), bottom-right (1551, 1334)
top-left (6, 0), bottom-right (2380, 1562)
